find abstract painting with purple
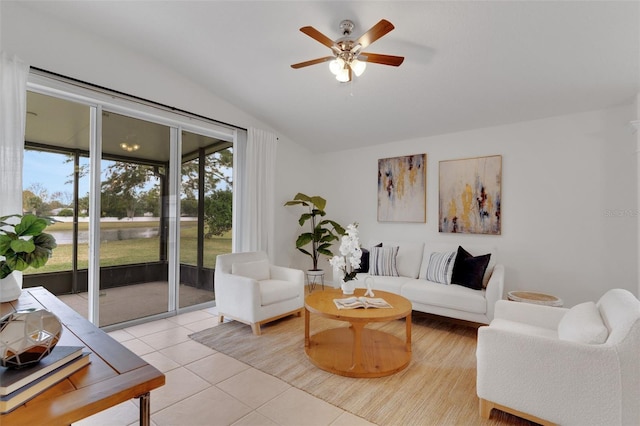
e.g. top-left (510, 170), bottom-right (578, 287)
top-left (439, 155), bottom-right (502, 234)
top-left (378, 154), bottom-right (426, 222)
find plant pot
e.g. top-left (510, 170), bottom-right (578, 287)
top-left (306, 269), bottom-right (325, 292)
top-left (0, 271), bottom-right (23, 303)
top-left (306, 269), bottom-right (325, 277)
top-left (340, 279), bottom-right (355, 295)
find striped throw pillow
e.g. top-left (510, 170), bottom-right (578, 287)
top-left (425, 251), bottom-right (456, 284)
top-left (370, 246), bottom-right (399, 277)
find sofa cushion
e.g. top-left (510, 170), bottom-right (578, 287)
top-left (232, 259), bottom-right (270, 281)
top-left (369, 240), bottom-right (424, 278)
top-left (356, 274), bottom-right (410, 294)
top-left (425, 251), bottom-right (456, 284)
top-left (451, 246), bottom-right (491, 290)
top-left (355, 248), bottom-right (369, 273)
top-left (558, 301), bottom-right (609, 344)
top-left (419, 245), bottom-right (453, 280)
top-left (489, 318), bottom-right (559, 339)
top-left (259, 279), bottom-right (299, 306)
top-left (401, 280), bottom-right (487, 314)
top-left (356, 243), bottom-right (382, 273)
top-left (596, 288), bottom-right (640, 345)
top-left (419, 243), bottom-right (496, 288)
top-left (370, 246), bottom-right (399, 276)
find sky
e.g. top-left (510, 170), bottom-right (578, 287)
top-left (23, 150), bottom-right (87, 198)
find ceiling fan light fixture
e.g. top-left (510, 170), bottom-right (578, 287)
top-left (335, 67), bottom-right (350, 82)
top-left (329, 58), bottom-right (345, 75)
top-left (350, 59), bottom-right (366, 77)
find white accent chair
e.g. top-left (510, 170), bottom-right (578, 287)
top-left (214, 251), bottom-right (304, 335)
top-left (476, 288), bottom-right (640, 426)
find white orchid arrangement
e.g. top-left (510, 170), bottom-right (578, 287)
top-left (329, 223), bottom-right (362, 282)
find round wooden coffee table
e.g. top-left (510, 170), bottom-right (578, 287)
top-left (304, 288), bottom-right (412, 378)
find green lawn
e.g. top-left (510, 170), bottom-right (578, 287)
top-left (47, 221), bottom-right (166, 231)
top-left (27, 221), bottom-right (231, 274)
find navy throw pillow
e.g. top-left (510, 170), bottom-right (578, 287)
top-left (451, 246), bottom-right (491, 290)
top-left (355, 243), bottom-right (382, 273)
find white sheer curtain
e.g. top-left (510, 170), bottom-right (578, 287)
top-left (0, 52), bottom-right (29, 217)
top-left (234, 127), bottom-right (278, 258)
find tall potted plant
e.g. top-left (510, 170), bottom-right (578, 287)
top-left (284, 193), bottom-right (344, 272)
top-left (0, 214), bottom-right (58, 302)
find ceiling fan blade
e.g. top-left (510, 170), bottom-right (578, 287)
top-left (291, 56), bottom-right (334, 69)
top-left (359, 52), bottom-right (405, 67)
top-left (356, 19), bottom-right (395, 49)
top-left (300, 26), bottom-right (336, 49)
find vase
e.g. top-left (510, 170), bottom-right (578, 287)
top-left (0, 271), bottom-right (23, 303)
top-left (0, 308), bottom-right (62, 368)
top-left (340, 279), bottom-right (355, 295)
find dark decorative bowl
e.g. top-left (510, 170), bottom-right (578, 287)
top-left (0, 309), bottom-right (63, 369)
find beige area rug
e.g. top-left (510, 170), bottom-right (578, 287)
top-left (189, 312), bottom-right (533, 426)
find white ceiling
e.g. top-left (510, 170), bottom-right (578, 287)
top-left (17, 1), bottom-right (640, 153)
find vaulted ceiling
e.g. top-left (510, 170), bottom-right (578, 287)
top-left (15, 1), bottom-right (640, 153)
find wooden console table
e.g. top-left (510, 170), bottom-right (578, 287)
top-left (0, 287), bottom-right (165, 425)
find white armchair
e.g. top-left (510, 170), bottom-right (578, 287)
top-left (476, 288), bottom-right (640, 425)
top-left (214, 251), bottom-right (304, 335)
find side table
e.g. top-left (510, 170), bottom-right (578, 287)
top-left (507, 291), bottom-right (563, 307)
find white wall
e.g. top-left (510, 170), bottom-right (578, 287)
top-left (635, 93), bottom-right (640, 296)
top-left (273, 137), bottom-right (319, 268)
top-left (314, 106), bottom-right (638, 307)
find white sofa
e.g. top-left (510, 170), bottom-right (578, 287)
top-left (476, 288), bottom-right (640, 425)
top-left (352, 241), bottom-right (505, 324)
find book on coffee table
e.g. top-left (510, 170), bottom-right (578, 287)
top-left (0, 350), bottom-right (90, 414)
top-left (0, 346), bottom-right (84, 396)
top-left (334, 297), bottom-right (393, 310)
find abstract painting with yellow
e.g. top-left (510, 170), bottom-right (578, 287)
top-left (378, 154), bottom-right (426, 222)
top-left (439, 155), bottom-right (501, 234)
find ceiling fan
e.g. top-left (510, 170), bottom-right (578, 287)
top-left (291, 19), bottom-right (404, 82)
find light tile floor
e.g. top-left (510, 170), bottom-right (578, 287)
top-left (72, 307), bottom-right (375, 426)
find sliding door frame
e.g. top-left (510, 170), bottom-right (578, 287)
top-left (26, 72), bottom-right (237, 327)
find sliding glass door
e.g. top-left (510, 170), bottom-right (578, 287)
top-left (23, 91), bottom-right (92, 301)
top-left (179, 131), bottom-right (233, 309)
top-left (98, 111), bottom-right (171, 326)
top-left (24, 73), bottom-right (237, 328)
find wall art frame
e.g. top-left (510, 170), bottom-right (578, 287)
top-left (378, 153), bottom-right (426, 223)
top-left (439, 154), bottom-right (502, 234)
